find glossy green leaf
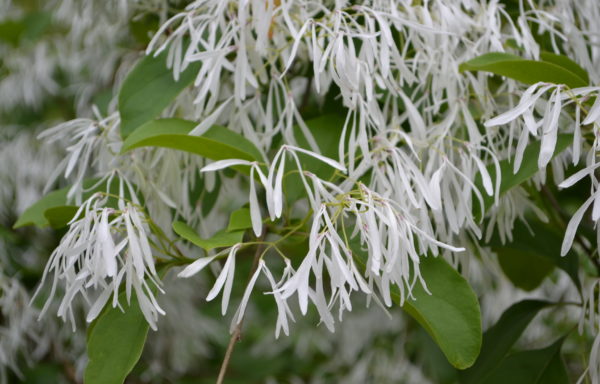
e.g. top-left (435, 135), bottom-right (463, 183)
top-left (459, 52), bottom-right (588, 88)
top-left (173, 221), bottom-right (244, 251)
top-left (118, 52), bottom-right (200, 138)
top-left (401, 257), bottom-right (482, 369)
top-left (539, 52), bottom-right (589, 85)
top-left (43, 206), bottom-right (79, 229)
top-left (227, 208), bottom-right (252, 232)
top-left (85, 294), bottom-right (149, 384)
top-left (461, 300), bottom-right (551, 383)
top-left (491, 219), bottom-right (580, 291)
top-left (121, 118), bottom-right (262, 166)
top-left (483, 338), bottom-right (567, 384)
top-left (13, 187), bottom-right (70, 229)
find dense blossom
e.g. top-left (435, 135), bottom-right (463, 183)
top-left (3, 0), bottom-right (600, 382)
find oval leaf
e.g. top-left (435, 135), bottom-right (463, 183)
top-left (119, 51), bottom-right (200, 138)
top-left (227, 208), bottom-right (252, 232)
top-left (460, 52), bottom-right (588, 88)
top-left (13, 188), bottom-right (70, 229)
top-left (539, 52), bottom-right (589, 85)
top-left (402, 256), bottom-right (482, 369)
top-left (173, 221), bottom-right (244, 251)
top-left (85, 294), bottom-right (150, 384)
top-left (121, 118), bottom-right (262, 164)
top-left (482, 338), bottom-right (568, 384)
top-left (461, 300), bottom-right (552, 383)
top-left (43, 206), bottom-right (79, 229)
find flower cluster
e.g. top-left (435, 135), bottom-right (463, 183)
top-left (34, 192), bottom-right (164, 329)
top-left (10, 0), bottom-right (600, 381)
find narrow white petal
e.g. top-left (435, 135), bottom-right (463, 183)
top-left (249, 166), bottom-right (263, 236)
top-left (178, 255), bottom-right (218, 278)
top-left (190, 96), bottom-right (233, 136)
top-left (201, 159), bottom-right (253, 172)
top-left (284, 145), bottom-right (346, 172)
top-left (472, 155), bottom-right (493, 196)
top-left (582, 95), bottom-right (600, 125)
top-left (234, 260), bottom-right (263, 324)
top-left (221, 248), bottom-right (236, 315)
top-left (538, 89), bottom-right (562, 168)
top-left (559, 162), bottom-right (600, 188)
top-left (561, 194), bottom-right (594, 256)
top-left (514, 127), bottom-right (529, 173)
top-left (86, 287), bottom-right (112, 322)
top-left (206, 245), bottom-right (239, 309)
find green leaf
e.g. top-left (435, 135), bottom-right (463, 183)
top-left (13, 188), bottom-right (70, 229)
top-left (491, 219), bottom-right (580, 291)
top-left (227, 208), bottom-right (252, 232)
top-left (482, 338), bottom-right (568, 384)
top-left (401, 257), bottom-right (482, 369)
top-left (539, 52), bottom-right (589, 85)
top-left (0, 11), bottom-right (52, 46)
top-left (43, 206), bottom-right (79, 229)
top-left (496, 248), bottom-right (554, 291)
top-left (477, 134), bottom-right (572, 215)
top-left (121, 118), bottom-right (262, 166)
top-left (0, 19), bottom-right (26, 46)
top-left (461, 300), bottom-right (552, 383)
top-left (118, 52), bottom-right (200, 138)
top-left (173, 221), bottom-right (244, 251)
top-left (85, 294), bottom-right (150, 384)
top-left (459, 52), bottom-right (588, 88)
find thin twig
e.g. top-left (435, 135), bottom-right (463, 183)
top-left (216, 234), bottom-right (265, 384)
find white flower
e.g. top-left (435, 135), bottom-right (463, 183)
top-left (33, 194), bottom-right (165, 330)
top-left (205, 244), bottom-right (239, 315)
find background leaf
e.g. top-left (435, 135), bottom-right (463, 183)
top-left (43, 206), bottom-right (79, 229)
top-left (482, 338), bottom-right (568, 384)
top-left (173, 221), bottom-right (244, 251)
top-left (121, 118), bottom-right (262, 165)
top-left (460, 300), bottom-right (551, 383)
top-left (227, 208), bottom-right (252, 232)
top-left (13, 187), bottom-right (70, 229)
top-left (539, 52), bottom-right (589, 84)
top-left (118, 52), bottom-right (200, 138)
top-left (491, 219), bottom-right (581, 291)
top-left (459, 52), bottom-right (588, 88)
